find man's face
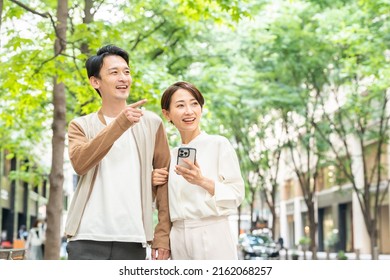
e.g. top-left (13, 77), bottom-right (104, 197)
top-left (91, 55), bottom-right (132, 101)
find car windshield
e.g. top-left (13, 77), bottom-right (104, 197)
top-left (246, 235), bottom-right (273, 246)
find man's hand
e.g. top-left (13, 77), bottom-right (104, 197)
top-left (151, 248), bottom-right (170, 260)
top-left (124, 99), bottom-right (147, 124)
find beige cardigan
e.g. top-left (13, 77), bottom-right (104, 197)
top-left (64, 109), bottom-right (171, 250)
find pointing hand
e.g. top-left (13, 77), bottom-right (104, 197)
top-left (124, 99), bottom-right (147, 124)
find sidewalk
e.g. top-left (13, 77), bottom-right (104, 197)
top-left (279, 249), bottom-right (390, 260)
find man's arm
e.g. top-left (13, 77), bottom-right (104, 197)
top-left (151, 122), bottom-right (171, 259)
top-left (68, 112), bottom-right (132, 175)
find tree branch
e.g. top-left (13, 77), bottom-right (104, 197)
top-left (10, 0), bottom-right (50, 18)
top-left (11, 0), bottom-right (69, 75)
top-left (130, 17), bottom-right (167, 51)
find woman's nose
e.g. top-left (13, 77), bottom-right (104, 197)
top-left (184, 105), bottom-right (193, 114)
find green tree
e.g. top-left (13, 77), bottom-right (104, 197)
top-left (6, 0), bottom-right (69, 260)
top-left (2, 0), bottom-right (252, 259)
top-left (310, 0), bottom-right (390, 258)
top-left (234, 0), bottom-right (337, 259)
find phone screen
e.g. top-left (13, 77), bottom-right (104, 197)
top-left (177, 147), bottom-right (197, 169)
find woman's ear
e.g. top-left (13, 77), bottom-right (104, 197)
top-left (162, 109), bottom-right (171, 122)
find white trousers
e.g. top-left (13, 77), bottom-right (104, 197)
top-left (170, 216), bottom-right (238, 260)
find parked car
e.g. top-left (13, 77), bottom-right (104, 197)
top-left (238, 233), bottom-right (280, 260)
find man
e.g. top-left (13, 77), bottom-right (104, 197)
top-left (64, 45), bottom-right (171, 260)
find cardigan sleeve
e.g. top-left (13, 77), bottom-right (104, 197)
top-left (151, 122), bottom-right (171, 250)
top-left (68, 112), bottom-right (132, 175)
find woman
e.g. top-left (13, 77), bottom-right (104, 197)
top-left (25, 220), bottom-right (45, 260)
top-left (153, 81), bottom-right (245, 260)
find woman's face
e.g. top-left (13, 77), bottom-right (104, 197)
top-left (163, 88), bottom-right (202, 133)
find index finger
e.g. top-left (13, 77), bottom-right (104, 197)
top-left (151, 248), bottom-right (157, 260)
top-left (129, 99), bottom-right (147, 108)
top-left (182, 158), bottom-right (195, 168)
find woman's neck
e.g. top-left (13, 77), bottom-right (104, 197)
top-left (180, 129), bottom-right (201, 144)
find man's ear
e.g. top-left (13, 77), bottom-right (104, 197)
top-left (162, 109), bottom-right (171, 123)
top-left (90, 76), bottom-right (100, 90)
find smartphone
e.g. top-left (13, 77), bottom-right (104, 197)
top-left (177, 147), bottom-right (197, 169)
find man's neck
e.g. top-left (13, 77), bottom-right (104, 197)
top-left (101, 100), bottom-right (127, 117)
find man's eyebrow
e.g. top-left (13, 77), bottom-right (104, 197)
top-left (107, 66), bottom-right (130, 71)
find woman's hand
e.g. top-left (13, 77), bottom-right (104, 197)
top-left (152, 167), bottom-right (169, 186)
top-left (175, 159), bottom-right (215, 195)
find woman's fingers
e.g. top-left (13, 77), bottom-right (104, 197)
top-left (152, 168), bottom-right (169, 186)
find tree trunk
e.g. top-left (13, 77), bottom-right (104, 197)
top-left (370, 221), bottom-right (378, 259)
top-left (308, 203), bottom-right (317, 260)
top-left (237, 205), bottom-right (242, 237)
top-left (80, 0), bottom-right (93, 55)
top-left (250, 188), bottom-right (256, 230)
top-left (270, 206), bottom-right (277, 240)
top-left (45, 0), bottom-right (68, 260)
top-left (0, 0), bottom-right (3, 42)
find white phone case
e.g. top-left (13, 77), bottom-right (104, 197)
top-left (177, 147), bottom-right (197, 169)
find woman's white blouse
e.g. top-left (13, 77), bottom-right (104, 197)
top-left (168, 132), bottom-right (245, 221)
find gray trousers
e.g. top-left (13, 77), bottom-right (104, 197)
top-left (66, 240), bottom-right (146, 260)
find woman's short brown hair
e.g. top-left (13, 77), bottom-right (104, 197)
top-left (161, 81), bottom-right (205, 111)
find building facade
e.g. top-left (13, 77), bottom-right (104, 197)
top-left (277, 140), bottom-right (390, 255)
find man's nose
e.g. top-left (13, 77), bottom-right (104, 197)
top-left (119, 72), bottom-right (128, 81)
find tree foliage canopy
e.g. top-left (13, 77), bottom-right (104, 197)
top-left (1, 0), bottom-right (390, 258)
